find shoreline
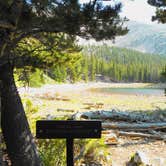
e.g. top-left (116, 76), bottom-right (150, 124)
top-left (18, 82), bottom-right (166, 94)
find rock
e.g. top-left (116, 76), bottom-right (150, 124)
top-left (105, 133), bottom-right (119, 145)
top-left (126, 151), bottom-right (151, 166)
top-left (46, 114), bottom-right (55, 120)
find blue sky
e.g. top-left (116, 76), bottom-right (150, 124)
top-left (80, 0), bottom-right (157, 24)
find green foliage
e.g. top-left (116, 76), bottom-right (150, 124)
top-left (21, 98), bottom-right (40, 133)
top-left (161, 66), bottom-right (166, 95)
top-left (21, 98), bottom-right (66, 166)
top-left (82, 45), bottom-right (166, 83)
top-left (22, 97), bottom-right (111, 165)
top-left (14, 35), bottom-right (82, 69)
top-left (46, 52), bottom-right (82, 83)
top-left (148, 0), bottom-right (166, 23)
top-left (161, 66), bottom-right (166, 79)
top-left (0, 0), bottom-right (128, 164)
top-left (67, 54), bottom-right (82, 83)
top-left (75, 138), bottom-right (111, 166)
top-left (22, 98), bottom-right (38, 115)
top-left (81, 57), bottom-right (89, 82)
top-left (15, 45), bottom-right (166, 85)
top-left (29, 69), bottom-right (55, 87)
top-left (50, 65), bottom-right (67, 82)
top-left (0, 0), bottom-right (128, 69)
top-left (15, 68), bottom-right (55, 87)
top-left (14, 34), bottom-right (84, 84)
top-left (37, 139), bottom-right (66, 166)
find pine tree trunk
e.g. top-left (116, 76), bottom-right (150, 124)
top-left (0, 82), bottom-right (3, 166)
top-left (0, 64), bottom-right (42, 166)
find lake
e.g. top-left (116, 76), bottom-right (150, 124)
top-left (94, 87), bottom-right (165, 96)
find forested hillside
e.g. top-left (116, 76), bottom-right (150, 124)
top-left (81, 45), bottom-right (166, 82)
top-left (16, 45), bottom-right (166, 85)
top-left (21, 45), bottom-right (166, 85)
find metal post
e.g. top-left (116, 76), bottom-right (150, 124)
top-left (66, 138), bottom-right (74, 166)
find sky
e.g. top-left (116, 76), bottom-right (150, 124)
top-left (120, 0), bottom-right (156, 24)
top-left (80, 0), bottom-right (157, 25)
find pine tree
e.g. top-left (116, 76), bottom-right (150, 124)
top-left (0, 1), bottom-right (128, 165)
top-left (148, 0), bottom-right (166, 23)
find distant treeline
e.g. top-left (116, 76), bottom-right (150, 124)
top-left (80, 45), bottom-right (166, 83)
top-left (48, 45), bottom-right (166, 83)
top-left (16, 45), bottom-right (166, 86)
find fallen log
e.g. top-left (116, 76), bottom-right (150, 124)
top-left (72, 110), bottom-right (160, 122)
top-left (102, 122), bottom-right (166, 131)
top-left (57, 108), bottom-right (75, 112)
top-left (102, 130), bottom-right (166, 140)
top-left (118, 131), bottom-right (166, 140)
top-left (82, 102), bottom-right (104, 109)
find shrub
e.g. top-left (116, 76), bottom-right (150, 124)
top-left (37, 139), bottom-right (66, 166)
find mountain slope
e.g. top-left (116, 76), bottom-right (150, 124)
top-left (82, 45), bottom-right (166, 82)
top-left (115, 21), bottom-right (166, 56)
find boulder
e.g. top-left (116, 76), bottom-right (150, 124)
top-left (126, 151), bottom-right (151, 166)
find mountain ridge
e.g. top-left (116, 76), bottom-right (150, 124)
top-left (114, 21), bottom-right (166, 56)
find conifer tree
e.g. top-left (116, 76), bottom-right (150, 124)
top-left (0, 1), bottom-right (128, 165)
top-left (148, 0), bottom-right (166, 23)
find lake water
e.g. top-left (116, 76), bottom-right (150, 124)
top-left (94, 87), bottom-right (165, 96)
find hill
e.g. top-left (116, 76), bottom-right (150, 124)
top-left (115, 21), bottom-right (166, 56)
top-left (82, 45), bottom-right (166, 82)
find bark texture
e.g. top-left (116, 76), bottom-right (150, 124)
top-left (0, 64), bottom-right (41, 166)
top-left (73, 110), bottom-right (165, 122)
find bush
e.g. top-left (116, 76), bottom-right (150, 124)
top-left (22, 98), bottom-right (111, 166)
top-left (14, 68), bottom-right (55, 87)
top-left (75, 139), bottom-right (112, 166)
top-left (37, 139), bottom-right (66, 166)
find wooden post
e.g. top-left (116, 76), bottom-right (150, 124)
top-left (36, 120), bottom-right (102, 166)
top-left (66, 138), bottom-right (74, 166)
top-left (0, 82), bottom-right (2, 165)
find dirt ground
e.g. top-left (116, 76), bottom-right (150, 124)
top-left (109, 139), bottom-right (166, 166)
top-left (19, 82), bottom-right (166, 166)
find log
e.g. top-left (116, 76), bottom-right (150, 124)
top-left (72, 110), bottom-right (159, 122)
top-left (57, 108), bottom-right (75, 112)
top-left (82, 103), bottom-right (104, 109)
top-left (118, 131), bottom-right (166, 140)
top-left (102, 122), bottom-right (166, 131)
top-left (83, 103), bottom-right (95, 106)
top-left (102, 130), bottom-right (166, 140)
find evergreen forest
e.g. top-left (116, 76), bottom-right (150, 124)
top-left (21, 45), bottom-right (166, 86)
top-left (81, 45), bottom-right (166, 83)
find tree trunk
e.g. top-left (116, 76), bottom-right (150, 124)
top-left (0, 64), bottom-right (42, 166)
top-left (0, 84), bottom-right (3, 166)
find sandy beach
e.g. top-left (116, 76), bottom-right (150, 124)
top-left (19, 82), bottom-right (166, 95)
top-left (19, 82), bottom-right (166, 113)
